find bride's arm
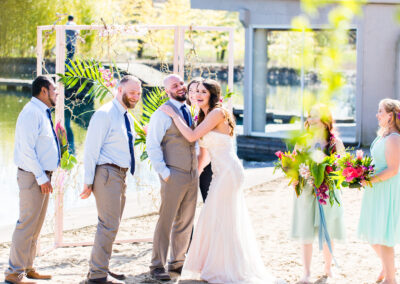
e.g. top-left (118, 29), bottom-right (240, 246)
top-left (159, 105), bottom-right (224, 142)
top-left (198, 147), bottom-right (211, 174)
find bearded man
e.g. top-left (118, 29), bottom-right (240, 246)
top-left (81, 75), bottom-right (141, 284)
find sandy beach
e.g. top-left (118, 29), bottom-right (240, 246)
top-left (0, 173), bottom-right (398, 284)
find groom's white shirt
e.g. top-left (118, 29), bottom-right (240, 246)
top-left (147, 98), bottom-right (195, 180)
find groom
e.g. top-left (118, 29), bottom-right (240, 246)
top-left (147, 74), bottom-right (198, 281)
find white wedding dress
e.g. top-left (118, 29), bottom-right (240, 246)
top-left (182, 131), bottom-right (285, 284)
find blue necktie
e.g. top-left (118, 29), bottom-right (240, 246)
top-left (180, 105), bottom-right (192, 126)
top-left (124, 112), bottom-right (135, 175)
top-left (46, 109), bottom-right (61, 166)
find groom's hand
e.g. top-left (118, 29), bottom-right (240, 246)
top-left (80, 184), bottom-right (92, 199)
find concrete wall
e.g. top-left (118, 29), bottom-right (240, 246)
top-left (358, 4), bottom-right (400, 144)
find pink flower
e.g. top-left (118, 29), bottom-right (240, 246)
top-left (316, 183), bottom-right (329, 205)
top-left (275, 151), bottom-right (284, 159)
top-left (356, 150), bottom-right (364, 160)
top-left (110, 79), bottom-right (117, 88)
top-left (355, 167), bottom-right (364, 178)
top-left (194, 115), bottom-right (198, 122)
top-left (55, 121), bottom-right (68, 155)
top-left (143, 125), bottom-right (148, 135)
top-left (343, 167), bottom-right (359, 182)
top-left (219, 98), bottom-right (223, 103)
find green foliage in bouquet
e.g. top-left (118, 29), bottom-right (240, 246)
top-left (274, 150), bottom-right (310, 197)
top-left (309, 153), bottom-right (341, 206)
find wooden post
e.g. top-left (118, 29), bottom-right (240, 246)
top-left (178, 27), bottom-right (185, 79)
top-left (36, 27), bottom-right (43, 76)
top-left (54, 25), bottom-right (66, 247)
top-left (227, 29), bottom-right (235, 111)
top-left (173, 26), bottom-right (179, 75)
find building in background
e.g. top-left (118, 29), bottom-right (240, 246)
top-left (191, 0), bottom-right (400, 159)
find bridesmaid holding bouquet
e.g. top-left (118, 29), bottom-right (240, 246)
top-left (291, 104), bottom-right (346, 283)
top-left (359, 99), bottom-right (400, 284)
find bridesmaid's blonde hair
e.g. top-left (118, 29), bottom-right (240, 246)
top-left (378, 98), bottom-right (400, 136)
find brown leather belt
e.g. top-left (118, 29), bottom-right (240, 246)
top-left (101, 163), bottom-right (128, 173)
top-left (18, 168), bottom-right (53, 176)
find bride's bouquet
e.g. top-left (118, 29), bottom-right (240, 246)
top-left (334, 150), bottom-right (374, 188)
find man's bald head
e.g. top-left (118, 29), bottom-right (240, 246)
top-left (163, 74), bottom-right (187, 102)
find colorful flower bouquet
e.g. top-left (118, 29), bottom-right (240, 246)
top-left (334, 150), bottom-right (374, 188)
top-left (308, 152), bottom-right (341, 206)
top-left (56, 122), bottom-right (77, 170)
top-left (275, 149), bottom-right (342, 206)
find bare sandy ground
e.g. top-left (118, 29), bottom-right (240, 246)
top-left (0, 177), bottom-right (398, 284)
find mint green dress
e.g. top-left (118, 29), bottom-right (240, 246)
top-left (291, 144), bottom-right (346, 243)
top-left (358, 134), bottom-right (400, 247)
top-left (291, 185), bottom-right (346, 243)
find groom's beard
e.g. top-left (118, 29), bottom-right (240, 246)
top-left (171, 91), bottom-right (187, 102)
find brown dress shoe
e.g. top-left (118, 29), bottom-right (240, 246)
top-left (26, 269), bottom-right (52, 280)
top-left (5, 273), bottom-right (36, 284)
top-left (108, 271), bottom-right (126, 280)
top-left (150, 267), bottom-right (171, 281)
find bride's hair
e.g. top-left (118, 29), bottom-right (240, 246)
top-left (378, 98), bottom-right (400, 136)
top-left (305, 104), bottom-right (337, 154)
top-left (197, 79), bottom-right (235, 136)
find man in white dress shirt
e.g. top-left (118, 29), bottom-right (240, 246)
top-left (147, 74), bottom-right (198, 281)
top-left (81, 75), bottom-right (141, 284)
top-left (5, 76), bottom-right (60, 284)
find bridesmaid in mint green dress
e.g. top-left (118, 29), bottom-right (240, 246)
top-left (358, 99), bottom-right (400, 284)
top-left (291, 105), bottom-right (346, 284)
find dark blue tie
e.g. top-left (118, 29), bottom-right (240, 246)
top-left (46, 109), bottom-right (61, 166)
top-left (124, 112), bottom-right (135, 175)
top-left (180, 105), bottom-right (192, 126)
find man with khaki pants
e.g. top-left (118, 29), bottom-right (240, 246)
top-left (5, 76), bottom-right (60, 284)
top-left (147, 74), bottom-right (198, 281)
top-left (80, 75), bottom-right (141, 284)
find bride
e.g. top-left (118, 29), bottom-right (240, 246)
top-left (159, 79), bottom-right (285, 284)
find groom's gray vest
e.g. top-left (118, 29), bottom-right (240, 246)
top-left (161, 100), bottom-right (197, 174)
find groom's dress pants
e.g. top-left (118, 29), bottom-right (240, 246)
top-left (88, 164), bottom-right (127, 280)
top-left (151, 167), bottom-right (198, 271)
top-left (5, 169), bottom-right (51, 276)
